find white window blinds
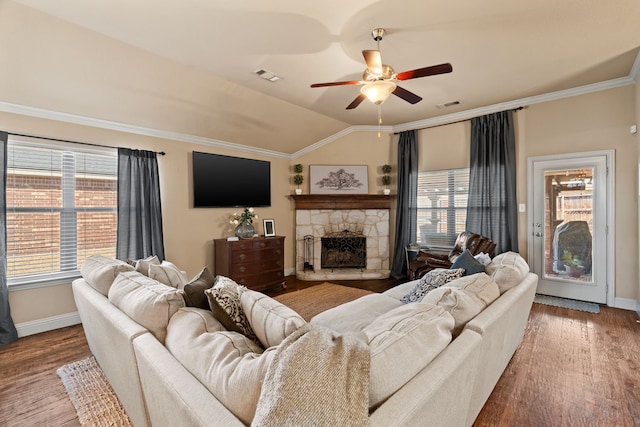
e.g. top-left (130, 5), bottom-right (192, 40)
top-left (6, 138), bottom-right (117, 283)
top-left (416, 168), bottom-right (469, 248)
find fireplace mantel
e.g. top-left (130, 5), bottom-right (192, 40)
top-left (290, 194), bottom-right (394, 210)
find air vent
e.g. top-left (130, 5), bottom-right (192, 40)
top-left (436, 100), bottom-right (461, 109)
top-left (254, 69), bottom-right (281, 82)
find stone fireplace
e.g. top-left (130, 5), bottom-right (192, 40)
top-left (291, 194), bottom-right (393, 280)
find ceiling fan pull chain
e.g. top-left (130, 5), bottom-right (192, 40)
top-left (377, 104), bottom-right (382, 138)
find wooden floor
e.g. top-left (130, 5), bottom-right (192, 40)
top-left (1, 277), bottom-right (639, 427)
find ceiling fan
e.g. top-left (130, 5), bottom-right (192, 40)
top-left (311, 28), bottom-right (453, 110)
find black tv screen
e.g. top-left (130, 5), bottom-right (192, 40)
top-left (192, 151), bottom-right (271, 208)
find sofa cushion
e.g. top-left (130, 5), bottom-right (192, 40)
top-left (364, 303), bottom-right (455, 408)
top-left (204, 276), bottom-right (260, 346)
top-left (148, 261), bottom-right (188, 288)
top-left (485, 251), bottom-right (529, 294)
top-left (80, 255), bottom-right (135, 296)
top-left (108, 271), bottom-right (185, 344)
top-left (180, 267), bottom-right (215, 309)
top-left (134, 255), bottom-right (161, 276)
top-left (165, 308), bottom-right (272, 425)
top-left (239, 288), bottom-right (306, 348)
top-left (422, 273), bottom-right (500, 336)
top-left (401, 268), bottom-right (464, 303)
top-left (450, 249), bottom-right (486, 276)
top-left (310, 293), bottom-right (404, 333)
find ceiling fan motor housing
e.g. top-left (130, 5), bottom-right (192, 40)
top-left (363, 64), bottom-right (395, 81)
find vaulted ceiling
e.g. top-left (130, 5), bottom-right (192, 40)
top-left (5, 0), bottom-right (640, 155)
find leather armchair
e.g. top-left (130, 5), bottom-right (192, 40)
top-left (407, 231), bottom-right (497, 280)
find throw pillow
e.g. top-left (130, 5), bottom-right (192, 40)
top-left (450, 249), bottom-right (486, 276)
top-left (474, 252), bottom-right (492, 266)
top-left (205, 276), bottom-right (261, 346)
top-left (422, 272), bottom-right (500, 336)
top-left (134, 255), bottom-right (161, 276)
top-left (108, 271), bottom-right (186, 344)
top-left (485, 251), bottom-right (529, 294)
top-left (238, 288), bottom-right (306, 348)
top-left (80, 255), bottom-right (135, 296)
top-left (181, 267), bottom-right (215, 309)
top-left (148, 261), bottom-right (188, 288)
top-left (401, 268), bottom-right (464, 303)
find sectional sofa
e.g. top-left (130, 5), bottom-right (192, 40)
top-left (72, 251), bottom-right (537, 426)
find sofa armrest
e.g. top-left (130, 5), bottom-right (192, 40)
top-left (72, 279), bottom-right (151, 427)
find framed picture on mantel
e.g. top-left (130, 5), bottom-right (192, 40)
top-left (309, 165), bottom-right (368, 194)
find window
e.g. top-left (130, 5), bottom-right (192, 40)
top-left (6, 138), bottom-right (117, 287)
top-left (416, 168), bottom-right (469, 248)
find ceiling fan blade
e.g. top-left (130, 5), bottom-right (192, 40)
top-left (396, 63), bottom-right (453, 81)
top-left (346, 94), bottom-right (366, 110)
top-left (362, 50), bottom-right (382, 74)
top-left (392, 85), bottom-right (422, 104)
top-left (311, 80), bottom-right (362, 88)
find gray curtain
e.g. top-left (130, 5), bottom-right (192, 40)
top-left (0, 131), bottom-right (18, 346)
top-left (466, 110), bottom-right (518, 254)
top-left (390, 130), bottom-right (418, 279)
top-left (116, 148), bottom-right (165, 261)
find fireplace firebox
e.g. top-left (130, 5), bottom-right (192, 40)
top-left (321, 230), bottom-right (366, 270)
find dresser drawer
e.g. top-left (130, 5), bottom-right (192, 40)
top-left (230, 258), bottom-right (283, 276)
top-left (229, 238), bottom-right (283, 252)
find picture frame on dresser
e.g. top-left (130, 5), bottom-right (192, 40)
top-left (263, 219), bottom-right (276, 237)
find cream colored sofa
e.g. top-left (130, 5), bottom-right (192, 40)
top-left (72, 252), bottom-right (537, 427)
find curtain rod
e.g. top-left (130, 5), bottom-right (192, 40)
top-left (7, 132), bottom-right (166, 156)
top-left (393, 106), bottom-right (525, 135)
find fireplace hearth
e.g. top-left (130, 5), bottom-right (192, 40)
top-left (321, 230), bottom-right (366, 270)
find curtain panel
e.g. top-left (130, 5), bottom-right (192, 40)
top-left (390, 130), bottom-right (418, 279)
top-left (116, 148), bottom-right (165, 261)
top-left (0, 131), bottom-right (18, 346)
top-left (466, 110), bottom-right (518, 254)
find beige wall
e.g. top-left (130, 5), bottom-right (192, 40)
top-left (2, 111), bottom-right (294, 325)
top-left (4, 76), bottom-right (638, 330)
top-left (522, 86), bottom-right (638, 301)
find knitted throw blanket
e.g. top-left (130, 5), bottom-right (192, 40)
top-left (252, 324), bottom-right (370, 426)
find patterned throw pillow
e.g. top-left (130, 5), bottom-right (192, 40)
top-left (205, 276), bottom-right (261, 346)
top-left (450, 249), bottom-right (486, 276)
top-left (401, 268), bottom-right (465, 303)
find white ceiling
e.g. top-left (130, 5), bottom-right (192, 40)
top-left (8, 0), bottom-right (640, 153)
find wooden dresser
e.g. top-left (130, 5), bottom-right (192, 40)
top-left (214, 236), bottom-right (285, 291)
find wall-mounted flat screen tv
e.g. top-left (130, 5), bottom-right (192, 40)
top-left (192, 151), bottom-right (271, 208)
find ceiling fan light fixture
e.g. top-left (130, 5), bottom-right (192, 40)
top-left (360, 80), bottom-right (396, 105)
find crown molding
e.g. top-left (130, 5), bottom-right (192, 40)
top-left (392, 76), bottom-right (635, 134)
top-left (2, 48), bottom-right (639, 161)
top-left (290, 125), bottom-right (393, 159)
top-left (0, 101), bottom-right (291, 160)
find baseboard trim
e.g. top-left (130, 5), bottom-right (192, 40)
top-left (613, 297), bottom-right (639, 312)
top-left (16, 312), bottom-right (81, 338)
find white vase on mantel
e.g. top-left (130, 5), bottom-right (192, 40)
top-left (383, 188), bottom-right (391, 195)
top-left (295, 188), bottom-right (303, 195)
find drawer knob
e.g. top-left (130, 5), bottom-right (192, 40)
top-left (260, 242), bottom-right (266, 248)
top-left (239, 254), bottom-right (246, 261)
top-left (239, 266), bottom-right (246, 273)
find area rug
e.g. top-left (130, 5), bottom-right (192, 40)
top-left (57, 356), bottom-right (132, 426)
top-left (274, 282), bottom-right (374, 320)
top-left (534, 294), bottom-right (600, 314)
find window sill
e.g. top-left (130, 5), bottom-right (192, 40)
top-left (8, 271), bottom-right (82, 292)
